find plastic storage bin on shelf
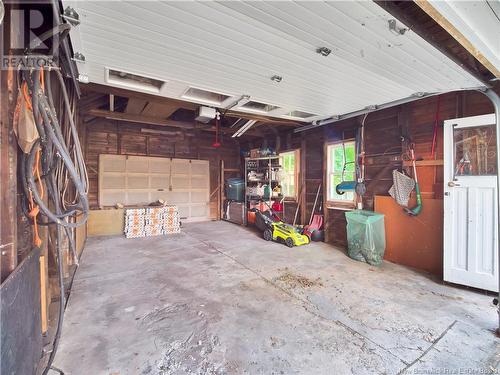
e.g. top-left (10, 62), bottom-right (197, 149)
top-left (225, 178), bottom-right (245, 202)
top-left (345, 210), bottom-right (385, 266)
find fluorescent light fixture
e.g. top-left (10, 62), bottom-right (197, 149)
top-left (232, 120), bottom-right (257, 138)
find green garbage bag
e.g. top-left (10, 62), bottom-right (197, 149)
top-left (345, 210), bottom-right (385, 266)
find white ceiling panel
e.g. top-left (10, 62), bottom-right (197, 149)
top-left (65, 0), bottom-right (485, 121)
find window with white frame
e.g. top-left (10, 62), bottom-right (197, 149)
top-left (327, 141), bottom-right (356, 204)
top-left (279, 150), bottom-right (299, 199)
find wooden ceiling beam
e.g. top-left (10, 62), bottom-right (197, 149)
top-left (125, 98), bottom-right (148, 114)
top-left (141, 101), bottom-right (179, 118)
top-left (88, 109), bottom-right (195, 129)
top-left (86, 109), bottom-right (263, 137)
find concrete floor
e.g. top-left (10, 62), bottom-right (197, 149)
top-left (54, 221), bottom-right (499, 375)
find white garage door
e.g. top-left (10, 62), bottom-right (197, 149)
top-left (99, 155), bottom-right (210, 221)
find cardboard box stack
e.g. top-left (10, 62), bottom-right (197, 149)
top-left (124, 205), bottom-right (181, 238)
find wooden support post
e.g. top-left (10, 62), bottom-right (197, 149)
top-left (219, 160), bottom-right (224, 220)
top-left (39, 255), bottom-right (48, 334)
top-left (322, 139), bottom-right (329, 243)
top-left (1, 68), bottom-right (18, 282)
top-left (300, 138), bottom-right (307, 225)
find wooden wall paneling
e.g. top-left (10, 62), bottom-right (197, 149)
top-left (294, 87), bottom-right (499, 277)
top-left (1, 68), bottom-right (18, 281)
top-left (302, 135), bottom-right (324, 225)
top-left (84, 119), bottom-right (241, 220)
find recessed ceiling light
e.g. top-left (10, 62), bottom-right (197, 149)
top-left (316, 47), bottom-right (332, 57)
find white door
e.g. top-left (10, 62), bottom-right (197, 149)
top-left (444, 114), bottom-right (498, 292)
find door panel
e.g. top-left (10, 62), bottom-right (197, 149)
top-left (450, 187), bottom-right (468, 270)
top-left (444, 114), bottom-right (498, 292)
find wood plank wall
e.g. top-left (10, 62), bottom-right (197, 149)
top-left (83, 119), bottom-right (241, 218)
top-left (293, 89), bottom-right (497, 255)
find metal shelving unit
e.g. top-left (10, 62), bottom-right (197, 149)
top-left (244, 155), bottom-right (282, 225)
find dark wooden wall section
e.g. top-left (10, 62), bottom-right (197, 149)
top-left (293, 88), bottom-right (497, 275)
top-left (83, 119), bottom-right (241, 218)
top-left (0, 248), bottom-right (42, 375)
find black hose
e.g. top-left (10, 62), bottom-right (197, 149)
top-left (42, 225), bottom-right (65, 375)
top-left (20, 70), bottom-right (89, 375)
top-left (18, 20), bottom-right (87, 375)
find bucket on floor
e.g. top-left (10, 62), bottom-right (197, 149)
top-left (345, 210), bottom-right (385, 266)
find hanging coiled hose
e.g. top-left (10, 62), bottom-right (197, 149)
top-left (18, 64), bottom-right (88, 374)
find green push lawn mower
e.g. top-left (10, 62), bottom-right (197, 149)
top-left (253, 204), bottom-right (310, 248)
top-left (263, 221), bottom-right (310, 247)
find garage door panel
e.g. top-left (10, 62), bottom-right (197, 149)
top-left (191, 176), bottom-right (208, 188)
top-left (127, 175), bottom-right (150, 189)
top-left (190, 204), bottom-right (207, 217)
top-left (191, 191), bottom-right (207, 203)
top-left (172, 176), bottom-right (190, 189)
top-left (99, 155), bottom-right (209, 220)
top-left (101, 156), bottom-right (126, 172)
top-left (191, 161), bottom-right (209, 175)
top-left (150, 190), bottom-right (169, 202)
top-left (101, 191), bottom-right (126, 206)
top-left (102, 175), bottom-right (126, 189)
top-left (150, 176), bottom-right (169, 189)
top-left (127, 191), bottom-right (150, 205)
top-left (149, 158), bottom-right (170, 173)
top-left (172, 159), bottom-right (190, 174)
top-left (166, 191), bottom-right (190, 204)
top-left (127, 157), bottom-right (148, 172)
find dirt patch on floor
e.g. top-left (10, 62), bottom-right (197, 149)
top-left (274, 269), bottom-right (323, 289)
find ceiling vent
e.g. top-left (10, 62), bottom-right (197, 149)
top-left (182, 87), bottom-right (230, 106)
top-left (239, 101), bottom-right (280, 113)
top-left (283, 110), bottom-right (318, 120)
top-left (106, 69), bottom-right (165, 93)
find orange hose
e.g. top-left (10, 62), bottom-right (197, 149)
top-left (20, 71), bottom-right (46, 248)
top-left (22, 82), bottom-right (33, 111)
top-left (28, 147), bottom-right (43, 247)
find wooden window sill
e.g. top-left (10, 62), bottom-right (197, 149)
top-left (326, 203), bottom-right (356, 211)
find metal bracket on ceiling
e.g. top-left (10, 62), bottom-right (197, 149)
top-left (63, 6), bottom-right (80, 26)
top-left (388, 19), bottom-right (408, 36)
top-left (72, 52), bottom-right (85, 63)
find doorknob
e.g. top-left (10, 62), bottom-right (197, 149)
top-left (448, 181), bottom-right (461, 187)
